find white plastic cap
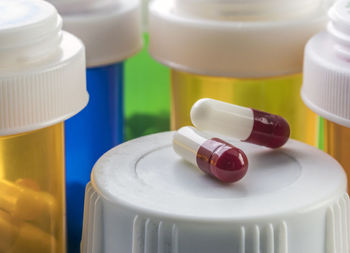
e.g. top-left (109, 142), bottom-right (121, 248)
top-left (302, 0), bottom-right (350, 128)
top-left (149, 0), bottom-right (333, 78)
top-left (48, 0), bottom-right (142, 68)
top-left (0, 0), bottom-right (88, 136)
top-left (82, 132), bottom-right (349, 253)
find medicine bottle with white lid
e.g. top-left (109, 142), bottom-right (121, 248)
top-left (45, 0), bottom-right (142, 250)
top-left (81, 132), bottom-right (350, 253)
top-left (149, 0), bottom-right (333, 147)
top-left (302, 0), bottom-right (350, 191)
top-left (0, 0), bottom-right (88, 252)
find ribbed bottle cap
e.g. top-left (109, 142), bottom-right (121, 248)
top-left (82, 132), bottom-right (349, 253)
top-left (302, 0), bottom-right (350, 128)
top-left (0, 0), bottom-right (88, 136)
top-left (48, 0), bottom-right (142, 68)
top-left (149, 0), bottom-right (332, 78)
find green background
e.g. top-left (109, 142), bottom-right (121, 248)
top-left (124, 33), bottom-right (171, 140)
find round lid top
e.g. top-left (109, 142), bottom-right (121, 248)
top-left (149, 0), bottom-right (331, 77)
top-left (47, 0), bottom-right (142, 67)
top-left (0, 0), bottom-right (57, 31)
top-left (302, 0), bottom-right (350, 127)
top-left (0, 0), bottom-right (60, 64)
top-left (92, 132), bottom-right (346, 220)
top-left (0, 0), bottom-right (88, 135)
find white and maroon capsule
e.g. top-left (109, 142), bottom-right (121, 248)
top-left (191, 99), bottom-right (290, 149)
top-left (173, 126), bottom-right (248, 183)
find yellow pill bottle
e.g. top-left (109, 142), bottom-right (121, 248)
top-left (0, 1), bottom-right (88, 252)
top-left (149, 0), bottom-right (333, 146)
top-left (302, 0), bottom-right (350, 189)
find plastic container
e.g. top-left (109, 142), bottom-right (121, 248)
top-left (149, 0), bottom-right (334, 147)
top-left (81, 132), bottom-right (349, 253)
top-left (302, 0), bottom-right (350, 191)
top-left (124, 0), bottom-right (170, 140)
top-left (46, 0), bottom-right (142, 251)
top-left (0, 0), bottom-right (88, 252)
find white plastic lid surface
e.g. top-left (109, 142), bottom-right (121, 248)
top-left (48, 0), bottom-right (142, 68)
top-left (302, 0), bottom-right (350, 128)
top-left (0, 0), bottom-right (88, 136)
top-left (149, 0), bottom-right (332, 78)
top-left (82, 132), bottom-right (349, 253)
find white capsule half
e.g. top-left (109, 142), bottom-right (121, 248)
top-left (173, 126), bottom-right (207, 166)
top-left (191, 98), bottom-right (254, 140)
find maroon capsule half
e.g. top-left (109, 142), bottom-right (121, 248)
top-left (196, 138), bottom-right (248, 183)
top-left (244, 109), bottom-right (290, 149)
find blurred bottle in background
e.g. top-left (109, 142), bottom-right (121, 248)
top-left (46, 0), bottom-right (142, 251)
top-left (149, 0), bottom-right (334, 147)
top-left (302, 0), bottom-right (350, 190)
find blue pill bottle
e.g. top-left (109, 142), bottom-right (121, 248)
top-left (47, 0), bottom-right (142, 252)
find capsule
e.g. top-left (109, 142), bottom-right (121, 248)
top-left (191, 98), bottom-right (290, 149)
top-left (0, 210), bottom-right (56, 253)
top-left (0, 179), bottom-right (56, 221)
top-left (173, 127), bottom-right (248, 183)
top-left (0, 210), bottom-right (18, 252)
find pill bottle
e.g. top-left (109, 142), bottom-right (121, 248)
top-left (149, 0), bottom-right (334, 147)
top-left (0, 0), bottom-right (88, 252)
top-left (302, 0), bottom-right (350, 190)
top-left (124, 0), bottom-right (171, 140)
top-left (81, 132), bottom-right (349, 253)
top-left (46, 0), bottom-right (142, 250)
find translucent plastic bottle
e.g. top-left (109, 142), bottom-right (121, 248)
top-left (0, 0), bottom-right (88, 252)
top-left (302, 0), bottom-right (350, 189)
top-left (46, 0), bottom-right (142, 251)
top-left (124, 0), bottom-right (171, 140)
top-left (149, 0), bottom-right (334, 146)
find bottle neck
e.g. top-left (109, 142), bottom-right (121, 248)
top-left (175, 0), bottom-right (324, 21)
top-left (0, 0), bottom-right (62, 68)
top-left (328, 0), bottom-right (350, 60)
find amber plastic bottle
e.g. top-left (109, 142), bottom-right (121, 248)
top-left (302, 0), bottom-right (350, 188)
top-left (0, 0), bottom-right (88, 252)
